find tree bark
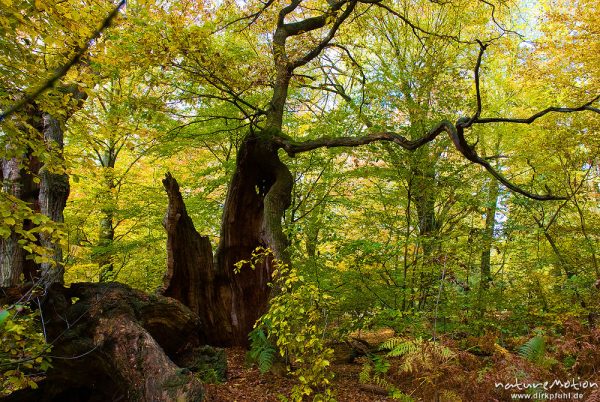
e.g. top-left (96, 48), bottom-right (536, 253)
top-left (162, 130), bottom-right (293, 346)
top-left (5, 282), bottom-right (207, 402)
top-left (479, 176), bottom-right (499, 291)
top-left (1, 107), bottom-right (73, 287)
top-left (214, 132), bottom-right (293, 345)
top-left (39, 114), bottom-right (70, 285)
top-left (96, 147), bottom-right (117, 282)
top-left (0, 158), bottom-right (25, 287)
top-left (162, 172), bottom-right (224, 343)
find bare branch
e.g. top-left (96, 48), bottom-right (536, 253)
top-left (477, 0), bottom-right (525, 40)
top-left (213, 0), bottom-right (277, 34)
top-left (275, 118), bottom-right (566, 200)
top-left (373, 2), bottom-right (475, 45)
top-left (472, 95), bottom-right (600, 125)
top-left (467, 40), bottom-right (488, 125)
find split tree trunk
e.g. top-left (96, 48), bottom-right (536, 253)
top-left (162, 131), bottom-right (293, 346)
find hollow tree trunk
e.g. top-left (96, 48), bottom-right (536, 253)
top-left (215, 132), bottom-right (292, 345)
top-left (162, 131), bottom-right (293, 346)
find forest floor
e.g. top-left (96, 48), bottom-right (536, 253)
top-left (203, 323), bottom-right (600, 402)
top-left (204, 347), bottom-right (395, 402)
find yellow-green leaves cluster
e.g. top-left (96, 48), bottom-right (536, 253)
top-left (242, 248), bottom-right (335, 401)
top-left (0, 305), bottom-right (52, 395)
top-left (0, 194), bottom-right (67, 267)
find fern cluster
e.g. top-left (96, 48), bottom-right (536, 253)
top-left (359, 358), bottom-right (414, 401)
top-left (248, 327), bottom-right (277, 374)
top-left (380, 337), bottom-right (455, 373)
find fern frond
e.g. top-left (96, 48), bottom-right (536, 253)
top-left (389, 389), bottom-right (415, 401)
top-left (518, 335), bottom-right (545, 363)
top-left (380, 337), bottom-right (409, 351)
top-left (440, 389), bottom-right (463, 402)
top-left (359, 363), bottom-right (372, 384)
top-left (435, 344), bottom-right (456, 361)
top-left (248, 327), bottom-right (277, 373)
top-left (382, 337), bottom-right (421, 357)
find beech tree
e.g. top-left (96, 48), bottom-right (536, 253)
top-left (155, 0), bottom-right (599, 346)
top-left (1, 0), bottom-right (599, 398)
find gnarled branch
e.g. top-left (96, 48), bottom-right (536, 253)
top-left (274, 117), bottom-right (566, 200)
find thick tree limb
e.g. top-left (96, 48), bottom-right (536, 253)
top-left (274, 126), bottom-right (439, 154)
top-left (274, 118), bottom-right (565, 200)
top-left (0, 0), bottom-right (125, 123)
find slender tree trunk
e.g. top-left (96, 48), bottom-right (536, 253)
top-left (0, 158), bottom-right (25, 287)
top-left (479, 176), bottom-right (499, 291)
top-left (412, 158), bottom-right (439, 310)
top-left (39, 114), bottom-right (70, 285)
top-left (97, 147), bottom-right (117, 282)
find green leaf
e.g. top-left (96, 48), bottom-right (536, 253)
top-left (0, 309), bottom-right (9, 326)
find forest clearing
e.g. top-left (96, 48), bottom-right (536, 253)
top-left (1, 0), bottom-right (599, 400)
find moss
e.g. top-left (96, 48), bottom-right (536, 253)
top-left (185, 346), bottom-right (227, 383)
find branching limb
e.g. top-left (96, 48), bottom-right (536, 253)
top-left (465, 40), bottom-right (488, 125)
top-left (274, 120), bottom-right (453, 155)
top-left (0, 0), bottom-right (126, 123)
top-left (275, 117), bottom-right (566, 200)
top-left (213, 0), bottom-right (277, 33)
top-left (373, 2), bottom-right (475, 45)
top-left (462, 41), bottom-right (599, 127)
top-left (290, 0), bottom-right (358, 69)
